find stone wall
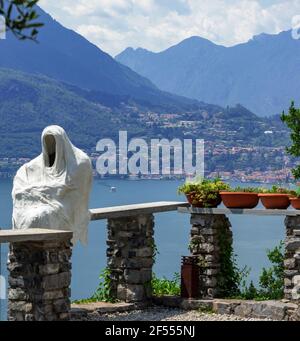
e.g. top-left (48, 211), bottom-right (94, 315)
top-left (8, 239), bottom-right (72, 321)
top-left (189, 214), bottom-right (233, 299)
top-left (284, 216), bottom-right (300, 302)
top-left (107, 214), bottom-right (154, 303)
top-left (153, 296), bottom-right (300, 320)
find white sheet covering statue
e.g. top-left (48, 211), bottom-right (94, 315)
top-left (12, 125), bottom-right (93, 245)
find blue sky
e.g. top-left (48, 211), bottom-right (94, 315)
top-left (39, 0), bottom-right (300, 56)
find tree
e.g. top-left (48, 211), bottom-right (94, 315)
top-left (281, 101), bottom-right (300, 180)
top-left (0, 0), bottom-right (43, 40)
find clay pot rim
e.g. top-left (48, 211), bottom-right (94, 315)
top-left (220, 192), bottom-right (258, 195)
top-left (290, 197), bottom-right (300, 201)
top-left (258, 193), bottom-right (290, 197)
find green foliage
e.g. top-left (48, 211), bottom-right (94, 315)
top-left (236, 242), bottom-right (284, 300)
top-left (259, 241), bottom-right (284, 300)
top-left (178, 177), bottom-right (230, 207)
top-left (227, 186), bottom-right (262, 193)
top-left (73, 268), bottom-right (117, 304)
top-left (150, 240), bottom-right (159, 265)
top-left (240, 281), bottom-right (258, 300)
top-left (188, 237), bottom-right (201, 254)
top-left (0, 68), bottom-right (138, 158)
top-left (295, 187), bottom-right (300, 198)
top-left (92, 268), bottom-right (117, 303)
top-left (0, 0), bottom-right (43, 40)
top-left (72, 297), bottom-right (100, 305)
top-left (198, 305), bottom-right (214, 314)
top-left (151, 273), bottom-right (181, 296)
top-left (259, 185), bottom-right (291, 194)
top-left (281, 101), bottom-right (300, 180)
top-left (177, 181), bottom-right (199, 195)
top-left (217, 225), bottom-right (250, 298)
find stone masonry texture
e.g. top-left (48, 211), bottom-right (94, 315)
top-left (189, 214), bottom-right (233, 299)
top-left (107, 214), bottom-right (154, 303)
top-left (8, 239), bottom-right (72, 321)
top-left (284, 216), bottom-right (300, 302)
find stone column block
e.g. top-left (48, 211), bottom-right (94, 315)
top-left (8, 239), bottom-right (72, 321)
top-left (284, 217), bottom-right (300, 302)
top-left (107, 214), bottom-right (154, 303)
top-left (189, 214), bottom-right (233, 299)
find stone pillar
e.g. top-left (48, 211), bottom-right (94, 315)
top-left (189, 214), bottom-right (233, 299)
top-left (8, 239), bottom-right (72, 321)
top-left (107, 214), bottom-right (154, 303)
top-left (284, 216), bottom-right (300, 302)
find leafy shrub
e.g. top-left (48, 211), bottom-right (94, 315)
top-left (217, 225), bottom-right (251, 298)
top-left (73, 268), bottom-right (117, 304)
top-left (240, 281), bottom-right (259, 300)
top-left (227, 186), bottom-right (262, 193)
top-left (259, 185), bottom-right (291, 194)
top-left (151, 273), bottom-right (181, 296)
top-left (177, 181), bottom-right (200, 195)
top-left (281, 101), bottom-right (300, 180)
top-left (237, 242), bottom-right (284, 300)
top-left (291, 187), bottom-right (300, 198)
top-left (258, 242), bottom-right (284, 300)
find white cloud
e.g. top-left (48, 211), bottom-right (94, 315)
top-left (39, 0), bottom-right (300, 56)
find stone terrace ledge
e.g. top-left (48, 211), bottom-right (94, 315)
top-left (90, 201), bottom-right (189, 220)
top-left (0, 228), bottom-right (72, 244)
top-left (178, 207), bottom-right (300, 216)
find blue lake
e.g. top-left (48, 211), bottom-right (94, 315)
top-left (0, 179), bottom-right (285, 320)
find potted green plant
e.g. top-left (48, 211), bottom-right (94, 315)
top-left (220, 186), bottom-right (260, 209)
top-left (258, 186), bottom-right (291, 209)
top-left (178, 178), bottom-right (229, 208)
top-left (289, 188), bottom-right (300, 210)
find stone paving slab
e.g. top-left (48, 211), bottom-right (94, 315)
top-left (0, 228), bottom-right (72, 243)
top-left (90, 202), bottom-right (189, 220)
top-left (71, 302), bottom-right (141, 319)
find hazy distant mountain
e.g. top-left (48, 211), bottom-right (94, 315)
top-left (116, 32), bottom-right (300, 116)
top-left (0, 65), bottom-right (289, 183)
top-left (0, 6), bottom-right (204, 112)
top-left (0, 68), bottom-right (127, 157)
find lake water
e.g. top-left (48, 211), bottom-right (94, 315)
top-left (0, 179), bottom-right (285, 320)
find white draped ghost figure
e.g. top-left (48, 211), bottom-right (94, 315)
top-left (12, 125), bottom-right (93, 245)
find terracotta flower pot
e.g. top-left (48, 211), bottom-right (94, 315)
top-left (186, 193), bottom-right (198, 206)
top-left (185, 193), bottom-right (221, 208)
top-left (258, 194), bottom-right (290, 209)
top-left (290, 197), bottom-right (300, 210)
top-left (220, 192), bottom-right (259, 209)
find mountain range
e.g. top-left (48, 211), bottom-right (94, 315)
top-left (0, 6), bottom-right (206, 113)
top-left (2, 67), bottom-right (281, 160)
top-left (0, 5), bottom-right (289, 170)
top-left (0, 6), bottom-right (220, 158)
top-left (116, 31), bottom-right (300, 117)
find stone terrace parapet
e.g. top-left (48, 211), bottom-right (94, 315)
top-left (0, 229), bottom-right (73, 321)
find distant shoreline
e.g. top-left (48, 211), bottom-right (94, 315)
top-left (0, 175), bottom-right (292, 186)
